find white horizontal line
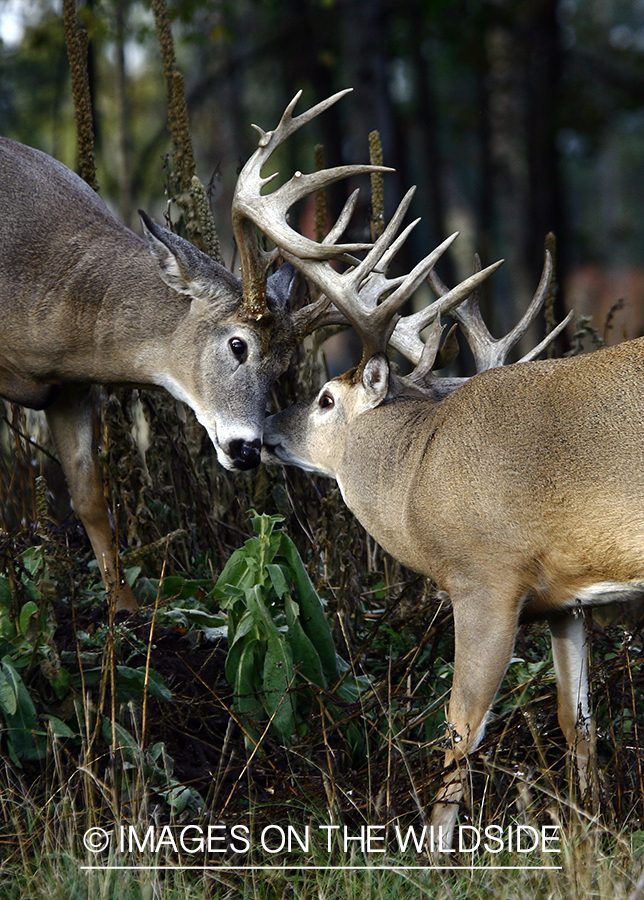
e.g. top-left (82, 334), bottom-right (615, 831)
top-left (81, 865), bottom-right (562, 872)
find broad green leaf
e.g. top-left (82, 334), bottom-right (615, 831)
top-left (102, 718), bottom-right (141, 762)
top-left (19, 601), bottom-right (39, 636)
top-left (124, 566), bottom-right (142, 586)
top-left (115, 666), bottom-right (173, 702)
top-left (245, 585), bottom-right (286, 649)
top-left (284, 595), bottom-right (326, 687)
top-left (234, 639), bottom-right (262, 704)
top-left (229, 608), bottom-right (260, 646)
top-left (0, 577), bottom-right (11, 609)
top-left (225, 615), bottom-right (263, 686)
top-left (277, 535), bottom-right (338, 681)
top-left (148, 742), bottom-right (166, 764)
top-left (44, 715), bottom-right (76, 739)
top-left (233, 639), bottom-right (264, 745)
top-left (0, 659), bottom-right (42, 762)
top-left (164, 784), bottom-right (195, 813)
top-left (0, 581), bottom-right (16, 644)
top-left (216, 538), bottom-right (261, 591)
top-left (266, 564), bottom-right (290, 599)
top-left (165, 607), bottom-right (226, 630)
top-left (0, 665), bottom-right (17, 716)
top-left (262, 630), bottom-right (295, 739)
top-left (158, 575), bottom-right (211, 601)
top-left (21, 547), bottom-right (44, 577)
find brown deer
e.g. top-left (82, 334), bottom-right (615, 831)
top-left (257, 184), bottom-right (641, 848)
top-left (0, 90), bottom-right (384, 612)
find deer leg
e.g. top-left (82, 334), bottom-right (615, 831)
top-left (44, 385), bottom-right (138, 613)
top-left (431, 592), bottom-right (521, 849)
top-left (548, 612), bottom-right (592, 795)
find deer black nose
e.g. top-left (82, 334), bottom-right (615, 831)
top-left (229, 438), bottom-right (262, 471)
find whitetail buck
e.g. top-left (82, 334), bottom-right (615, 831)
top-left (0, 90), bottom-right (385, 612)
top-left (258, 183), bottom-right (644, 847)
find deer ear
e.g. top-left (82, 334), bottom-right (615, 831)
top-left (266, 263), bottom-right (297, 311)
top-left (361, 354), bottom-right (390, 411)
top-left (138, 210), bottom-right (241, 302)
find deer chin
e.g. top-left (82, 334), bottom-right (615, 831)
top-left (261, 440), bottom-right (330, 478)
top-left (260, 436), bottom-right (293, 463)
top-left (260, 441), bottom-right (288, 466)
top-left (214, 443), bottom-right (239, 471)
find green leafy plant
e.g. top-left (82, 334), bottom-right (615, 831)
top-left (0, 547), bottom-right (67, 764)
top-left (211, 512), bottom-right (368, 747)
top-left (0, 545), bottom-right (175, 767)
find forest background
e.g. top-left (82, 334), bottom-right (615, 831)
top-left (3, 0), bottom-right (644, 344)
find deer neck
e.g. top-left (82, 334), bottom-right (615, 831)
top-left (337, 395), bottom-right (441, 571)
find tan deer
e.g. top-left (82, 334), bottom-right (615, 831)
top-left (257, 183), bottom-right (642, 847)
top-left (0, 90), bottom-right (385, 612)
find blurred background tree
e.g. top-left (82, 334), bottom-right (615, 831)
top-left (2, 0), bottom-right (644, 344)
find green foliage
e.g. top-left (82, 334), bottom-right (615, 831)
top-left (0, 545), bottom-right (174, 770)
top-left (0, 547), bottom-right (65, 764)
top-left (211, 511), bottom-right (367, 747)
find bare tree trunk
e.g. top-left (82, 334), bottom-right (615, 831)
top-left (414, 38), bottom-right (457, 291)
top-left (524, 0), bottom-right (569, 336)
top-left (114, 0), bottom-right (134, 227)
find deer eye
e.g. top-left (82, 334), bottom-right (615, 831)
top-left (229, 337), bottom-right (248, 362)
top-left (318, 390), bottom-right (334, 410)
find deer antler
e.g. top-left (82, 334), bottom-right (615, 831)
top-left (427, 251), bottom-right (573, 372)
top-left (276, 183), bottom-right (502, 370)
top-left (234, 90), bottom-right (568, 377)
top-left (232, 89), bottom-right (392, 320)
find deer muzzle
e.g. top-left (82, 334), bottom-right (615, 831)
top-left (228, 437), bottom-right (262, 470)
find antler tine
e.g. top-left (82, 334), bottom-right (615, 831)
top-left (289, 199), bottom-right (502, 369)
top-left (292, 190), bottom-right (429, 340)
top-left (285, 206), bottom-right (468, 359)
top-left (406, 317), bottom-right (445, 381)
top-left (517, 309), bottom-right (574, 363)
top-left (388, 259), bottom-right (505, 366)
top-left (372, 232), bottom-right (463, 323)
top-left (352, 187), bottom-right (418, 285)
top-left (322, 188), bottom-right (361, 248)
top-left (444, 254), bottom-right (496, 372)
top-left (232, 91), bottom-right (395, 320)
top-left (428, 257), bottom-right (500, 366)
top-left (251, 88), bottom-right (351, 152)
top-left (452, 249), bottom-right (556, 371)
top-left (239, 162), bottom-right (393, 262)
top-left (429, 248), bottom-right (569, 372)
